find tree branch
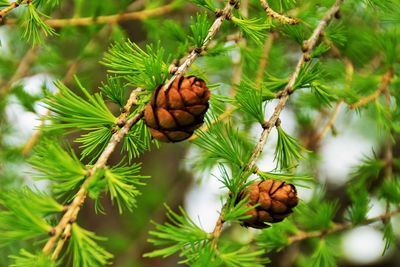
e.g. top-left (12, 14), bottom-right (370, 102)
top-left (210, 0), bottom-right (344, 242)
top-left (348, 68), bottom-right (394, 110)
top-left (42, 88), bottom-right (144, 255)
top-left (260, 0), bottom-right (299, 25)
top-left (0, 45), bottom-right (38, 99)
top-left (0, 0), bottom-right (27, 22)
top-left (163, 0), bottom-right (239, 91)
top-left (288, 208), bottom-right (400, 244)
top-left (4, 2), bottom-right (180, 27)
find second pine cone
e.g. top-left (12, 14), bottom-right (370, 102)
top-left (144, 75), bottom-right (210, 142)
top-left (238, 179), bottom-right (298, 229)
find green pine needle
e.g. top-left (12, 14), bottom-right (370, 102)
top-left (122, 120), bottom-right (157, 163)
top-left (101, 40), bottom-right (169, 91)
top-left (76, 127), bottom-right (113, 163)
top-left (295, 191), bottom-right (338, 231)
top-left (44, 80), bottom-right (116, 131)
top-left (258, 171), bottom-right (314, 188)
top-left (218, 245), bottom-right (269, 267)
top-left (310, 82), bottom-right (336, 107)
top-left (194, 119), bottom-right (252, 168)
top-left (190, 13), bottom-right (212, 48)
top-left (231, 17), bottom-right (270, 46)
top-left (9, 249), bottom-right (58, 267)
top-left (256, 220), bottom-right (298, 252)
top-left (234, 77), bottom-right (265, 124)
top-left (144, 205), bottom-right (209, 259)
top-left (274, 126), bottom-right (309, 171)
top-left (190, 0), bottom-right (216, 11)
top-left (346, 187), bottom-right (370, 224)
top-left (29, 141), bottom-right (87, 198)
top-left (22, 4), bottom-right (56, 45)
top-left (262, 74), bottom-right (289, 92)
top-left (67, 224), bottom-right (113, 267)
top-left (382, 222), bottom-right (395, 256)
top-left (99, 76), bottom-right (128, 107)
top-left (0, 189), bottom-right (54, 246)
top-left (309, 240), bottom-right (337, 267)
top-left (294, 62), bottom-right (323, 90)
top-left (103, 163), bottom-right (148, 214)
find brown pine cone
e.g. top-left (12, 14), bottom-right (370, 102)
top-left (144, 75), bottom-right (210, 142)
top-left (238, 179), bottom-right (298, 229)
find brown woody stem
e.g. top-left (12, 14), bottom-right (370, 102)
top-left (163, 0), bottom-right (239, 91)
top-left (210, 0), bottom-right (344, 243)
top-left (348, 68), bottom-right (394, 110)
top-left (4, 3), bottom-right (179, 27)
top-left (288, 208), bottom-right (400, 244)
top-left (260, 0), bottom-right (299, 25)
top-left (42, 89), bottom-right (144, 256)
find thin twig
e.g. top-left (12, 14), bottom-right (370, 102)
top-left (313, 100), bottom-right (343, 144)
top-left (0, 45), bottom-right (39, 99)
top-left (288, 208), bottom-right (400, 244)
top-left (210, 0), bottom-right (344, 241)
top-left (260, 0), bottom-right (299, 25)
top-left (348, 68), bottom-right (394, 110)
top-left (163, 0), bottom-right (239, 91)
top-left (5, 2), bottom-right (180, 27)
top-left (42, 88), bottom-right (144, 255)
top-left (0, 0), bottom-right (27, 22)
top-left (255, 32), bottom-right (275, 87)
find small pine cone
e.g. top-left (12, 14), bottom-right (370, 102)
top-left (238, 180), bottom-right (298, 229)
top-left (144, 75), bottom-right (210, 142)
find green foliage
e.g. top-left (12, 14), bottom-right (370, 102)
top-left (67, 224), bottom-right (113, 267)
top-left (379, 179), bottom-right (400, 204)
top-left (22, 4), bottom-right (56, 45)
top-left (262, 74), bottom-right (289, 92)
top-left (101, 40), bottom-right (170, 91)
top-left (144, 205), bottom-right (209, 259)
top-left (44, 80), bottom-right (116, 131)
top-left (217, 245), bottom-right (269, 267)
top-left (256, 220), bottom-right (298, 252)
top-left (0, 189), bottom-right (55, 246)
top-left (295, 191), bottom-right (338, 231)
top-left (190, 13), bottom-right (212, 48)
top-left (9, 250), bottom-right (58, 267)
top-left (346, 186), bottom-right (370, 224)
top-left (103, 163), bottom-right (148, 214)
top-left (294, 62), bottom-right (323, 90)
top-left (194, 119), bottom-right (252, 167)
top-left (76, 127), bottom-right (112, 162)
top-left (234, 77), bottom-right (265, 123)
top-left (349, 154), bottom-right (385, 189)
top-left (309, 240), bottom-right (337, 267)
top-left (310, 82), bottom-right (336, 107)
top-left (258, 171), bottom-right (314, 187)
top-left (190, 0), bottom-right (216, 11)
top-left (99, 76), bottom-right (128, 108)
top-left (29, 141), bottom-right (87, 197)
top-left (231, 17), bottom-right (270, 45)
top-left (274, 126), bottom-right (308, 170)
top-left (122, 120), bottom-right (157, 162)
top-left (382, 222), bottom-right (395, 255)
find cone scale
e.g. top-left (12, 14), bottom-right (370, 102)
top-left (238, 179), bottom-right (299, 229)
top-left (144, 75), bottom-right (210, 142)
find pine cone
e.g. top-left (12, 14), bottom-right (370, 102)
top-left (144, 75), bottom-right (210, 142)
top-left (238, 180), bottom-right (298, 229)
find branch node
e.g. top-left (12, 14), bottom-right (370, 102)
top-left (275, 118), bottom-right (281, 127)
top-left (303, 53), bottom-right (311, 62)
top-left (49, 228), bottom-right (56, 236)
top-left (215, 9), bottom-right (223, 17)
top-left (261, 121), bottom-right (270, 129)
